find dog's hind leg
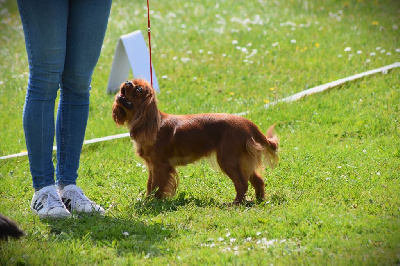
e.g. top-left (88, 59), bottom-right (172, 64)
top-left (216, 150), bottom-right (249, 204)
top-left (249, 172), bottom-right (266, 201)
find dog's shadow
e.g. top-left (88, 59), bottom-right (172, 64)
top-left (132, 192), bottom-right (219, 216)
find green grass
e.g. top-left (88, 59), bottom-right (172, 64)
top-left (1, 0), bottom-right (399, 264)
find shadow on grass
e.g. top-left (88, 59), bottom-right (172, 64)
top-left (41, 214), bottom-right (172, 255)
top-left (133, 192), bottom-right (219, 216)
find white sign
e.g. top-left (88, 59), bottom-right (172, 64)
top-left (107, 30), bottom-right (159, 93)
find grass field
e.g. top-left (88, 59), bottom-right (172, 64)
top-left (1, 0), bottom-right (399, 264)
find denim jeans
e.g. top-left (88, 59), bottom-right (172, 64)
top-left (17, 0), bottom-right (112, 189)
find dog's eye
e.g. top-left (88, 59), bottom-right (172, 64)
top-left (136, 86), bottom-right (143, 93)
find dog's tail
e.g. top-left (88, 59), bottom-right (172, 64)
top-left (246, 124), bottom-right (279, 170)
top-left (0, 213), bottom-right (25, 240)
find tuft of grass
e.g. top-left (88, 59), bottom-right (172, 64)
top-left (1, 0), bottom-right (399, 264)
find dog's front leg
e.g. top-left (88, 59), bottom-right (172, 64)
top-left (147, 161), bottom-right (178, 199)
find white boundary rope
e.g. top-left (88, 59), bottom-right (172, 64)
top-left (1, 62), bottom-right (398, 160)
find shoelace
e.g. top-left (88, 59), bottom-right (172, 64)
top-left (38, 188), bottom-right (64, 209)
top-left (63, 186), bottom-right (92, 211)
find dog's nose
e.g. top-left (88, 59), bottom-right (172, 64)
top-left (125, 81), bottom-right (133, 87)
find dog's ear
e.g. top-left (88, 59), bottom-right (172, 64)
top-left (130, 90), bottom-right (160, 143)
top-left (112, 102), bottom-right (127, 126)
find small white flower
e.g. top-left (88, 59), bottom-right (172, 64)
top-left (162, 75), bottom-right (168, 79)
top-left (123, 231), bottom-right (129, 236)
top-left (256, 232), bottom-right (262, 235)
top-left (246, 43), bottom-right (252, 47)
top-left (382, 69), bottom-right (388, 74)
top-left (344, 47), bottom-right (351, 52)
top-left (338, 54), bottom-right (343, 57)
top-left (365, 59), bottom-right (371, 63)
top-left (272, 42), bottom-right (279, 47)
top-left (396, 48), bottom-right (400, 52)
top-left (207, 51), bottom-right (213, 54)
top-left (230, 238), bottom-right (236, 243)
top-left (386, 52), bottom-right (391, 56)
top-left (363, 149), bottom-right (367, 154)
top-left (357, 50), bottom-right (362, 54)
top-left (380, 49), bottom-right (386, 53)
top-left (232, 40), bottom-right (238, 44)
top-left (377, 172), bottom-right (381, 175)
top-left (376, 47), bottom-right (381, 50)
top-left (226, 232), bottom-right (231, 237)
top-left (173, 56), bottom-right (178, 60)
top-left (370, 52), bottom-right (376, 56)
top-left (393, 25), bottom-right (398, 30)
top-left (290, 39), bottom-right (296, 44)
top-left (199, 49), bottom-right (204, 53)
top-left (218, 237), bottom-right (224, 242)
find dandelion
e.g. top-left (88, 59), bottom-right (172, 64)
top-left (264, 99), bottom-right (270, 104)
top-left (269, 87), bottom-right (275, 91)
top-left (371, 21), bottom-right (379, 26)
top-left (344, 47), bottom-right (351, 52)
top-left (315, 42), bottom-right (320, 48)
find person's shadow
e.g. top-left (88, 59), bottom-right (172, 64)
top-left (42, 214), bottom-right (172, 256)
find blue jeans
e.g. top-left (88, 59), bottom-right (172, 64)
top-left (17, 0), bottom-right (112, 189)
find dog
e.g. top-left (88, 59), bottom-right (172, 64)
top-left (0, 213), bottom-right (25, 240)
top-left (112, 79), bottom-right (279, 204)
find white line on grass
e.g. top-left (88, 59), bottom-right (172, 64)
top-left (1, 62), bottom-right (398, 160)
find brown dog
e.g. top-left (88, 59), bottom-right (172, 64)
top-left (112, 79), bottom-right (279, 204)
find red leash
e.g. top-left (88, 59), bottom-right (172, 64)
top-left (147, 0), bottom-right (153, 86)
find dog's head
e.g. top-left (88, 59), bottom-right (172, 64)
top-left (112, 79), bottom-right (160, 142)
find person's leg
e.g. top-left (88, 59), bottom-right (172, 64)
top-left (55, 0), bottom-right (112, 187)
top-left (17, 0), bottom-right (68, 190)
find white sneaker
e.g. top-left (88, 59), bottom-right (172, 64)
top-left (31, 185), bottom-right (71, 218)
top-left (59, 185), bottom-right (105, 215)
